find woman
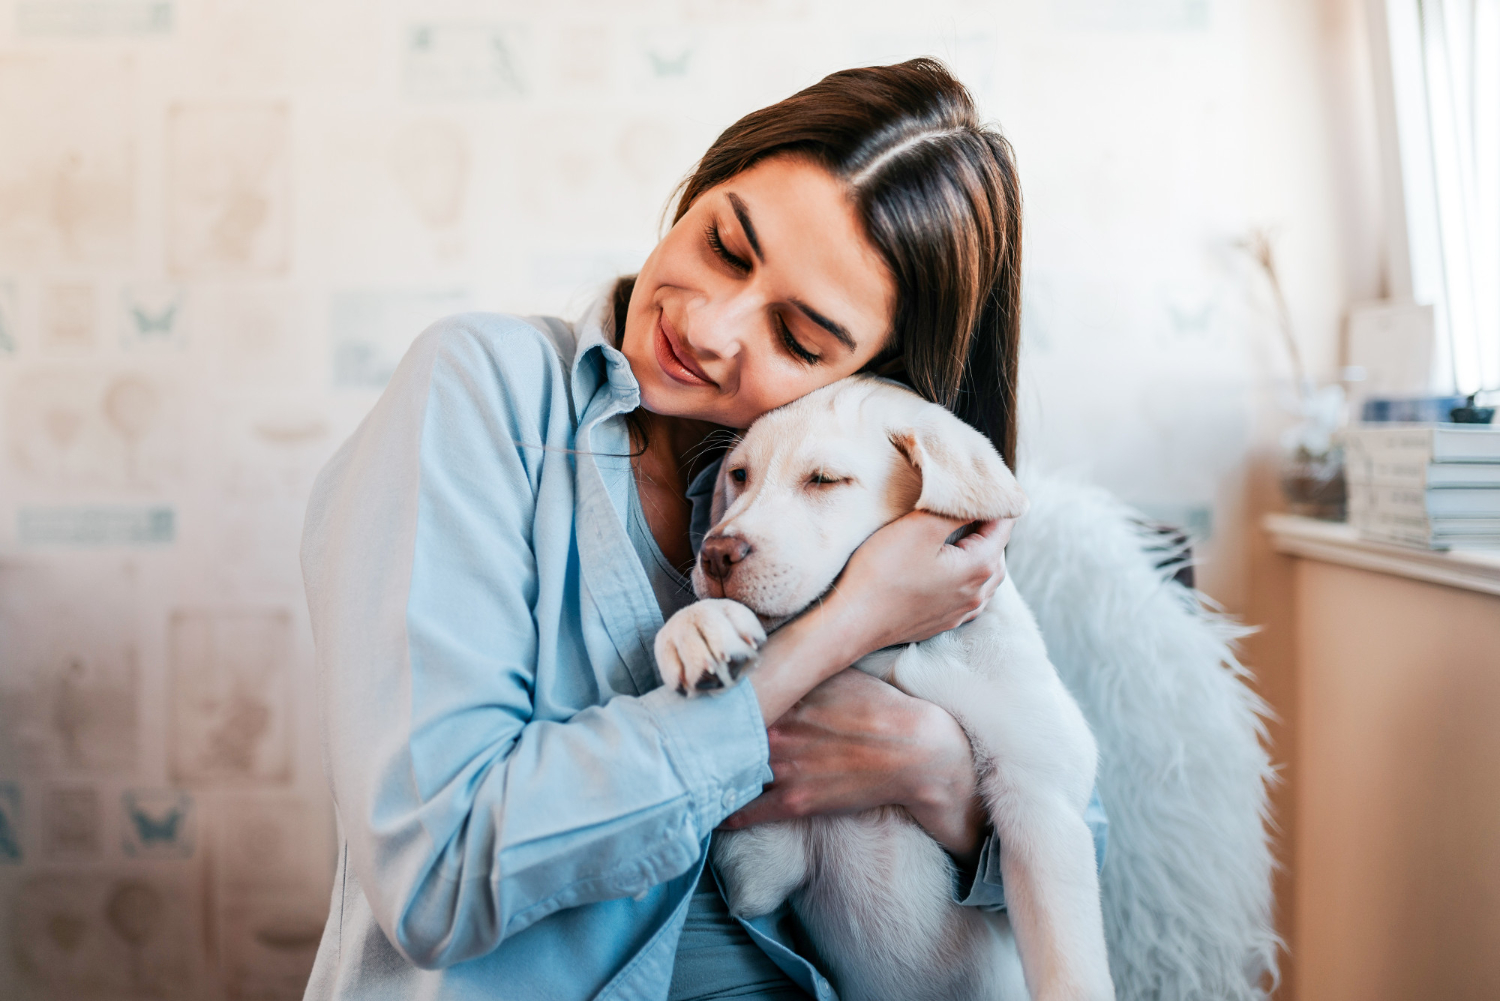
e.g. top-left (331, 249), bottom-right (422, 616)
top-left (301, 59), bottom-right (1101, 1000)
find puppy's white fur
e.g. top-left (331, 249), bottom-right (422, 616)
top-left (654, 378), bottom-right (1114, 1001)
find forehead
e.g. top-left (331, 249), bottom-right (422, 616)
top-left (710, 156), bottom-right (895, 352)
top-left (730, 384), bottom-right (889, 472)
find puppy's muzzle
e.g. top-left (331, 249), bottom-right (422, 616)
top-left (699, 533), bottom-right (752, 583)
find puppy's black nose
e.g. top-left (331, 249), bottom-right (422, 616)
top-left (700, 534), bottom-right (752, 582)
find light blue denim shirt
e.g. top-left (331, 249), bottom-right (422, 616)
top-left (300, 297), bottom-right (1105, 1001)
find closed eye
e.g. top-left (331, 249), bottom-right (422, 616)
top-left (808, 472), bottom-right (850, 487)
top-left (777, 313), bottom-right (820, 365)
top-left (705, 221), bottom-right (751, 273)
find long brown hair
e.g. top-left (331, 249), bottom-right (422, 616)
top-left (632, 57), bottom-right (1023, 464)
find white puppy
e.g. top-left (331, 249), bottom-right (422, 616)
top-left (655, 377), bottom-right (1113, 1001)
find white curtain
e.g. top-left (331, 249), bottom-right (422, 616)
top-left (1386, 0), bottom-right (1500, 394)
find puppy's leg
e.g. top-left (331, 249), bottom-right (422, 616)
top-left (887, 590), bottom-right (1113, 1001)
top-left (794, 811), bottom-right (1015, 1001)
top-left (714, 822), bottom-right (810, 919)
top-left (655, 599), bottom-right (766, 695)
top-left (985, 781), bottom-right (1112, 1001)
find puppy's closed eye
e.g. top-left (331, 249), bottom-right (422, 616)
top-left (807, 472), bottom-right (851, 487)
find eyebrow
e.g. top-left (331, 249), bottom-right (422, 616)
top-left (726, 193), bottom-right (763, 262)
top-left (791, 298), bottom-right (858, 351)
top-left (726, 191), bottom-right (860, 353)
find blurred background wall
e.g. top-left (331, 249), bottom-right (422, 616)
top-left (0, 0), bottom-right (1378, 997)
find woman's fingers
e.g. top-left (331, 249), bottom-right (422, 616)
top-left (720, 797), bottom-right (777, 830)
top-left (831, 509), bottom-right (1019, 651)
top-left (721, 670), bottom-right (921, 828)
top-left (954, 516), bottom-right (1014, 558)
top-left (882, 509), bottom-right (974, 551)
top-left (719, 670), bottom-right (987, 858)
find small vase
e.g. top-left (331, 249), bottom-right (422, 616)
top-left (1279, 381), bottom-right (1347, 520)
top-left (1280, 444), bottom-right (1346, 520)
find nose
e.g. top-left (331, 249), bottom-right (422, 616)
top-left (699, 533), bottom-right (752, 582)
top-left (686, 289), bottom-right (760, 360)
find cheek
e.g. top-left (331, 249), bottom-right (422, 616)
top-left (748, 491), bottom-right (886, 567)
top-left (822, 490), bottom-right (893, 549)
top-left (642, 210), bottom-right (709, 283)
top-left (718, 356), bottom-right (828, 428)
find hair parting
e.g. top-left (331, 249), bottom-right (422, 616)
top-left (619, 57), bottom-right (1024, 464)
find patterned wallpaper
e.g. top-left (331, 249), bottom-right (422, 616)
top-left (0, 0), bottom-right (1347, 997)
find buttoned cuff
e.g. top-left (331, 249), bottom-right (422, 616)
top-left (641, 678), bottom-right (772, 840)
top-left (952, 829), bottom-right (1009, 911)
top-left (953, 786), bottom-right (1111, 911)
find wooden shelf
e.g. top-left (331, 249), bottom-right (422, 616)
top-left (1264, 513), bottom-right (1500, 597)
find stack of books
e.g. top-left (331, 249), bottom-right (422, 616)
top-left (1342, 423), bottom-right (1500, 549)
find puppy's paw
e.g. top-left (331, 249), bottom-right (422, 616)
top-left (715, 824), bottom-right (808, 918)
top-left (722, 875), bottom-right (791, 920)
top-left (655, 599), bottom-right (766, 696)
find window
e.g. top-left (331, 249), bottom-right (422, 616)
top-left (1379, 0), bottom-right (1500, 395)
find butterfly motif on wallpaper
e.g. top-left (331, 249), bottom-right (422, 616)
top-left (121, 791), bottom-right (193, 858)
top-left (129, 303), bottom-right (178, 338)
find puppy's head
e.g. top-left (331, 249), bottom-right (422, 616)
top-left (692, 377), bottom-right (1028, 624)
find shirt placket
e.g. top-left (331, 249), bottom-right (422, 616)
top-left (570, 345), bottom-right (665, 698)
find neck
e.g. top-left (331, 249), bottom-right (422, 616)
top-left (629, 409), bottom-right (729, 573)
top-left (631, 409), bottom-right (727, 490)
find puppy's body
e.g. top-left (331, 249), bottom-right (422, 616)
top-left (656, 378), bottom-right (1112, 1001)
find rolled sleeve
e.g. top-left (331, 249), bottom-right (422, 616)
top-left (953, 786), bottom-right (1110, 911)
top-left (304, 315), bottom-right (775, 969)
top-left (642, 680), bottom-right (773, 835)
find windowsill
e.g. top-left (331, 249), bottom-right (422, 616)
top-left (1264, 513), bottom-right (1500, 597)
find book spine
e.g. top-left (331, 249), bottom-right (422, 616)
top-left (1342, 426), bottom-right (1500, 463)
top-left (1342, 459), bottom-right (1429, 490)
top-left (1343, 440), bottom-right (1500, 487)
top-left (1347, 505), bottom-right (1500, 535)
top-left (1346, 467), bottom-right (1500, 488)
top-left (1346, 483), bottom-right (1500, 518)
top-left (1346, 484), bottom-right (1429, 518)
top-left (1355, 525), bottom-right (1445, 549)
top-left (1343, 438), bottom-right (1425, 491)
top-left (1340, 430), bottom-right (1436, 462)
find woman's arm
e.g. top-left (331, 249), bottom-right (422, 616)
top-left (746, 513), bottom-right (1013, 724)
top-left (716, 512), bottom-right (1012, 859)
top-left (721, 669), bottom-right (989, 864)
top-left (304, 318), bottom-right (776, 969)
top-left (716, 512), bottom-right (1114, 899)
top-left (305, 317), bottom-right (1017, 970)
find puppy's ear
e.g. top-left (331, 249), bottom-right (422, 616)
top-left (889, 407), bottom-right (1028, 521)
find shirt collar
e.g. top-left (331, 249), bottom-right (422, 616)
top-left (571, 286), bottom-right (641, 417)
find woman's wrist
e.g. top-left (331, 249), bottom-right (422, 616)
top-left (811, 578), bottom-right (894, 662)
top-left (900, 702), bottom-right (987, 866)
top-left (749, 595), bottom-right (867, 724)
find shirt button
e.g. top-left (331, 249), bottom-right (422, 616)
top-left (721, 791), bottom-right (737, 810)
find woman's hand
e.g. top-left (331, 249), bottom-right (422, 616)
top-left (830, 512), bottom-right (1014, 661)
top-left (722, 669), bottom-right (989, 866)
top-left (740, 511), bottom-right (1012, 733)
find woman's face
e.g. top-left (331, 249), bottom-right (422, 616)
top-left (622, 155), bottom-right (896, 430)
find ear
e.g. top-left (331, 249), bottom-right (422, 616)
top-left (888, 407), bottom-right (1028, 521)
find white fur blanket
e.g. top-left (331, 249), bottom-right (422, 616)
top-left (1007, 476), bottom-right (1279, 1001)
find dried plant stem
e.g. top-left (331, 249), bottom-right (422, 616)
top-left (1237, 229), bottom-right (1308, 391)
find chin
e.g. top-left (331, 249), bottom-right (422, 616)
top-left (637, 379), bottom-right (743, 429)
top-left (634, 377), bottom-right (698, 418)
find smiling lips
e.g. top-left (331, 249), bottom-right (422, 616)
top-left (654, 311), bottom-right (717, 388)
